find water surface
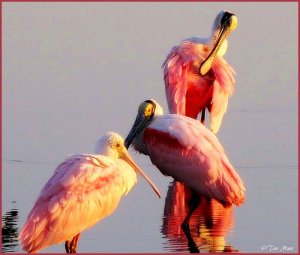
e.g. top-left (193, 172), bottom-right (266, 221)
top-left (2, 2), bottom-right (298, 253)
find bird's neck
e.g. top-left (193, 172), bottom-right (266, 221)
top-left (132, 128), bottom-right (149, 156)
top-left (132, 114), bottom-right (162, 155)
top-left (118, 160), bottom-right (138, 196)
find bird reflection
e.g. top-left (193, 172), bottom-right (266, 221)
top-left (2, 206), bottom-right (19, 253)
top-left (161, 181), bottom-right (237, 253)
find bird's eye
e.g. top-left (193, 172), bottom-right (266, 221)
top-left (144, 105), bottom-right (153, 117)
top-left (116, 143), bottom-right (121, 148)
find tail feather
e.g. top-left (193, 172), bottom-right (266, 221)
top-left (207, 161), bottom-right (245, 206)
top-left (19, 216), bottom-right (47, 253)
top-left (221, 163), bottom-right (245, 205)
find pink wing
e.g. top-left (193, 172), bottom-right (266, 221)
top-left (19, 154), bottom-right (133, 253)
top-left (210, 57), bottom-right (236, 133)
top-left (163, 46), bottom-right (188, 115)
top-left (144, 115), bottom-right (245, 205)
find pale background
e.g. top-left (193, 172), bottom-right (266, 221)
top-left (2, 2), bottom-right (298, 253)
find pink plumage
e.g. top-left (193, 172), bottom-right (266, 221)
top-left (19, 132), bottom-right (160, 253)
top-left (19, 154), bottom-right (135, 253)
top-left (126, 101), bottom-right (245, 207)
top-left (163, 10), bottom-right (238, 134)
top-left (143, 115), bottom-right (245, 206)
top-left (163, 41), bottom-right (235, 134)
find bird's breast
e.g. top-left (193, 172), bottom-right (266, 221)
top-left (184, 77), bottom-right (214, 118)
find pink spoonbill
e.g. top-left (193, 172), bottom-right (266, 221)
top-left (19, 132), bottom-right (161, 253)
top-left (163, 10), bottom-right (237, 133)
top-left (125, 100), bottom-right (245, 214)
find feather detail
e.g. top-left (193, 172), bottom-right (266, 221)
top-left (19, 154), bottom-right (137, 253)
top-left (163, 47), bottom-right (187, 115)
top-left (142, 114), bottom-right (245, 205)
top-left (163, 39), bottom-right (236, 133)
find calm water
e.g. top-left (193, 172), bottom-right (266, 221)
top-left (2, 2), bottom-right (298, 253)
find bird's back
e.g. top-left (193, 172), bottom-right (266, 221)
top-left (19, 154), bottom-right (137, 253)
top-left (143, 114), bottom-right (245, 205)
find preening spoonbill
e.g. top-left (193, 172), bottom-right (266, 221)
top-left (125, 100), bottom-right (245, 207)
top-left (163, 10), bottom-right (237, 133)
top-left (162, 181), bottom-right (235, 252)
top-left (19, 132), bottom-right (160, 253)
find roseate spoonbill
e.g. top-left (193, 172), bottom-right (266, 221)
top-left (19, 132), bottom-right (161, 253)
top-left (162, 181), bottom-right (235, 252)
top-left (162, 10), bottom-right (237, 133)
top-left (125, 100), bottom-right (245, 208)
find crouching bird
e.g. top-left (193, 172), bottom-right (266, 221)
top-left (19, 132), bottom-right (161, 253)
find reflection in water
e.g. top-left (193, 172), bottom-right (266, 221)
top-left (161, 181), bottom-right (237, 253)
top-left (2, 205), bottom-right (19, 253)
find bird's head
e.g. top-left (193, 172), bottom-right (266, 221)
top-left (124, 99), bottom-right (163, 149)
top-left (212, 10), bottom-right (237, 37)
top-left (96, 132), bottom-right (161, 198)
top-left (200, 10), bottom-right (237, 76)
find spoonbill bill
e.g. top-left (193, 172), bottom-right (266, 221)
top-left (163, 10), bottom-right (237, 133)
top-left (125, 100), bottom-right (245, 207)
top-left (19, 132), bottom-right (161, 253)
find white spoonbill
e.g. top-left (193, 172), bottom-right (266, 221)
top-left (125, 100), bottom-right (245, 206)
top-left (163, 10), bottom-right (237, 133)
top-left (19, 132), bottom-right (161, 253)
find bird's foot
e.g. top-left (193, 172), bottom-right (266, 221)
top-left (65, 233), bottom-right (80, 253)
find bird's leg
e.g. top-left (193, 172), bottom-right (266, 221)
top-left (65, 240), bottom-right (71, 253)
top-left (182, 225), bottom-right (200, 253)
top-left (200, 109), bottom-right (205, 124)
top-left (181, 190), bottom-right (201, 253)
top-left (70, 233), bottom-right (80, 253)
top-left (181, 190), bottom-right (201, 230)
top-left (65, 233), bottom-right (80, 253)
